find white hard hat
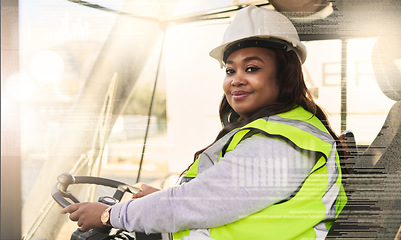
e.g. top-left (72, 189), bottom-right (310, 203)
top-left (209, 6), bottom-right (307, 67)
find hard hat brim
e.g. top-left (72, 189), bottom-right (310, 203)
top-left (209, 36), bottom-right (307, 68)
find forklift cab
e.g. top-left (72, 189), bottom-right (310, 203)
top-left (2, 0), bottom-right (401, 239)
top-left (50, 32), bottom-right (401, 240)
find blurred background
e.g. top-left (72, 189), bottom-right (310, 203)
top-left (2, 0), bottom-right (400, 239)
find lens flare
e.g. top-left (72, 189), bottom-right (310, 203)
top-left (5, 72), bottom-right (37, 101)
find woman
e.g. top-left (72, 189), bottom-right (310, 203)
top-left (62, 6), bottom-right (347, 239)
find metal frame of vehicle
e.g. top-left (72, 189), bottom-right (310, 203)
top-left (2, 0), bottom-right (401, 239)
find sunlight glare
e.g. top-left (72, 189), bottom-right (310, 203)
top-left (5, 72), bottom-right (37, 102)
top-left (29, 50), bottom-right (64, 83)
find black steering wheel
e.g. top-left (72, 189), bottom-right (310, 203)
top-left (51, 172), bottom-right (162, 240)
top-left (51, 172), bottom-right (140, 208)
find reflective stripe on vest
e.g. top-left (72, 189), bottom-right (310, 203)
top-left (173, 106), bottom-right (347, 240)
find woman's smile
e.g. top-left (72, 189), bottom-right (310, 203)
top-left (231, 90), bottom-right (252, 100)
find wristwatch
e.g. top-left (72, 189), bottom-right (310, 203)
top-left (101, 205), bottom-right (113, 226)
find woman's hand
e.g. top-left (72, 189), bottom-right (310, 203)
top-left (132, 183), bottom-right (160, 198)
top-left (61, 202), bottom-right (109, 232)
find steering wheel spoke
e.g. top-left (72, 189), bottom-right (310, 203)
top-left (60, 190), bottom-right (80, 204)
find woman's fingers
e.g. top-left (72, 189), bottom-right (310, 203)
top-left (61, 203), bottom-right (83, 222)
top-left (61, 203), bottom-right (81, 214)
top-left (132, 183), bottom-right (160, 198)
top-left (133, 191), bottom-right (145, 198)
top-left (61, 202), bottom-right (109, 232)
top-left (68, 208), bottom-right (81, 221)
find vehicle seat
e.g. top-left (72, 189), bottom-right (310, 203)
top-left (326, 36), bottom-right (401, 239)
top-left (339, 130), bottom-right (358, 173)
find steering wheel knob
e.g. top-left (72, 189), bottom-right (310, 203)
top-left (57, 172), bottom-right (75, 192)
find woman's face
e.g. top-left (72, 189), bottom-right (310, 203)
top-left (223, 47), bottom-right (279, 118)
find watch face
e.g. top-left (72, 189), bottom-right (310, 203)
top-left (101, 211), bottom-right (109, 222)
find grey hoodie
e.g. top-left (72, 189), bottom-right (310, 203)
top-left (110, 133), bottom-right (314, 234)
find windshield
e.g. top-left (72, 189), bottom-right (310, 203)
top-left (1, 0), bottom-right (399, 239)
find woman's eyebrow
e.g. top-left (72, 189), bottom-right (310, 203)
top-left (243, 56), bottom-right (264, 63)
top-left (226, 56), bottom-right (264, 65)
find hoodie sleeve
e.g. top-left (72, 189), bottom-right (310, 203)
top-left (110, 134), bottom-right (315, 233)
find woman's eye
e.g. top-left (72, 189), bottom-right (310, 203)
top-left (246, 66), bottom-right (261, 72)
top-left (226, 69), bottom-right (235, 75)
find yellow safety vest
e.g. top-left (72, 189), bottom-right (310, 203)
top-left (173, 106), bottom-right (347, 240)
